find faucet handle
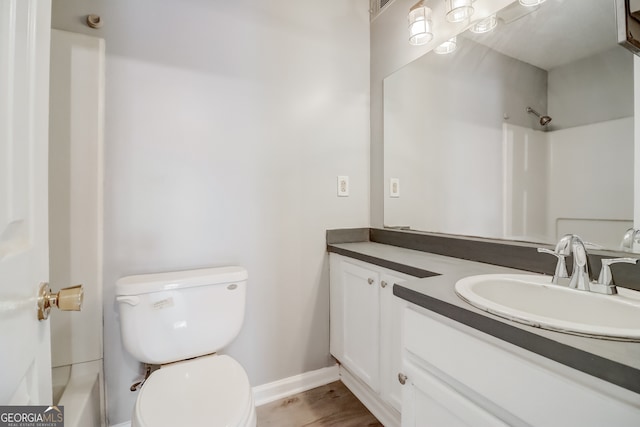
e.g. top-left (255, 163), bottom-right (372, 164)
top-left (537, 248), bottom-right (569, 283)
top-left (597, 257), bottom-right (639, 286)
top-left (537, 248), bottom-right (555, 256)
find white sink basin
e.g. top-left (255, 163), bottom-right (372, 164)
top-left (455, 274), bottom-right (640, 341)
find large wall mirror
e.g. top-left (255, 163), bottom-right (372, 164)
top-left (384, 0), bottom-right (635, 251)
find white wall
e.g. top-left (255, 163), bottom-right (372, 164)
top-left (548, 47), bottom-right (634, 130)
top-left (52, 1), bottom-right (370, 424)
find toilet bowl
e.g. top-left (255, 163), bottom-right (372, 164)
top-left (116, 267), bottom-right (256, 427)
top-left (132, 355), bottom-right (256, 427)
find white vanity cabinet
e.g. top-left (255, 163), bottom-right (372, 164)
top-left (329, 253), bottom-right (415, 424)
top-left (401, 306), bottom-right (640, 427)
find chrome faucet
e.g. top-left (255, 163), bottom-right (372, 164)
top-left (538, 234), bottom-right (591, 290)
top-left (557, 234), bottom-right (593, 291)
top-left (621, 228), bottom-right (640, 252)
top-left (540, 234), bottom-right (639, 295)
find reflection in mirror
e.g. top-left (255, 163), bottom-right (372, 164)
top-left (384, 0), bottom-right (635, 251)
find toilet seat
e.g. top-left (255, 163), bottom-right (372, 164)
top-left (132, 355), bottom-right (255, 427)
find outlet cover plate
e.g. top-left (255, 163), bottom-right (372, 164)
top-left (337, 176), bottom-right (349, 197)
top-left (390, 178), bottom-right (400, 198)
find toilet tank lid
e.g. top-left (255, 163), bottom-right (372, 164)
top-left (115, 266), bottom-right (247, 296)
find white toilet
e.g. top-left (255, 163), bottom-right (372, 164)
top-left (116, 266), bottom-right (256, 427)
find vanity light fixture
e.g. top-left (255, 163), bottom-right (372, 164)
top-left (445, 0), bottom-right (475, 23)
top-left (434, 37), bottom-right (457, 54)
top-left (519, 0), bottom-right (546, 6)
top-left (469, 14), bottom-right (498, 34)
top-left (408, 1), bottom-right (434, 46)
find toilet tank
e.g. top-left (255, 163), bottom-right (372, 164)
top-left (116, 266), bottom-right (247, 365)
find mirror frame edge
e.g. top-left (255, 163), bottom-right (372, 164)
top-left (617, 0), bottom-right (640, 55)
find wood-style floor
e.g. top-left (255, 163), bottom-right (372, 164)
top-left (256, 381), bottom-right (383, 427)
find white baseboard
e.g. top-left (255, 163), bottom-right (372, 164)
top-left (252, 364), bottom-right (340, 407)
top-left (339, 365), bottom-right (400, 427)
top-left (109, 423), bottom-right (130, 427)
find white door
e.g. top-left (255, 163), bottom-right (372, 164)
top-left (0, 0), bottom-right (53, 404)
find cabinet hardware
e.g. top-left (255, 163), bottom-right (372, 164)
top-left (381, 280), bottom-right (388, 288)
top-left (368, 278), bottom-right (374, 285)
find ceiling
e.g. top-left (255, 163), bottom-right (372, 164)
top-left (463, 0), bottom-right (619, 70)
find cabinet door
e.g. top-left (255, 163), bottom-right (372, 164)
top-left (341, 259), bottom-right (381, 392)
top-left (402, 356), bottom-right (509, 427)
top-left (379, 273), bottom-right (409, 412)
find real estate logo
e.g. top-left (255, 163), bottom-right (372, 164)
top-left (0, 406), bottom-right (64, 427)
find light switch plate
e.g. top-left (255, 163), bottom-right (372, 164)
top-left (337, 176), bottom-right (349, 197)
top-left (390, 178), bottom-right (400, 198)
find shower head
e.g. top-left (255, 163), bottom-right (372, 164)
top-left (526, 106), bottom-right (552, 126)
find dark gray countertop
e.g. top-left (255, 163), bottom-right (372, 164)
top-left (328, 241), bottom-right (640, 397)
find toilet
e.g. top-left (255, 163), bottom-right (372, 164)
top-left (116, 266), bottom-right (256, 427)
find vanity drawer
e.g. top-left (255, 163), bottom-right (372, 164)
top-left (403, 307), bottom-right (640, 427)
